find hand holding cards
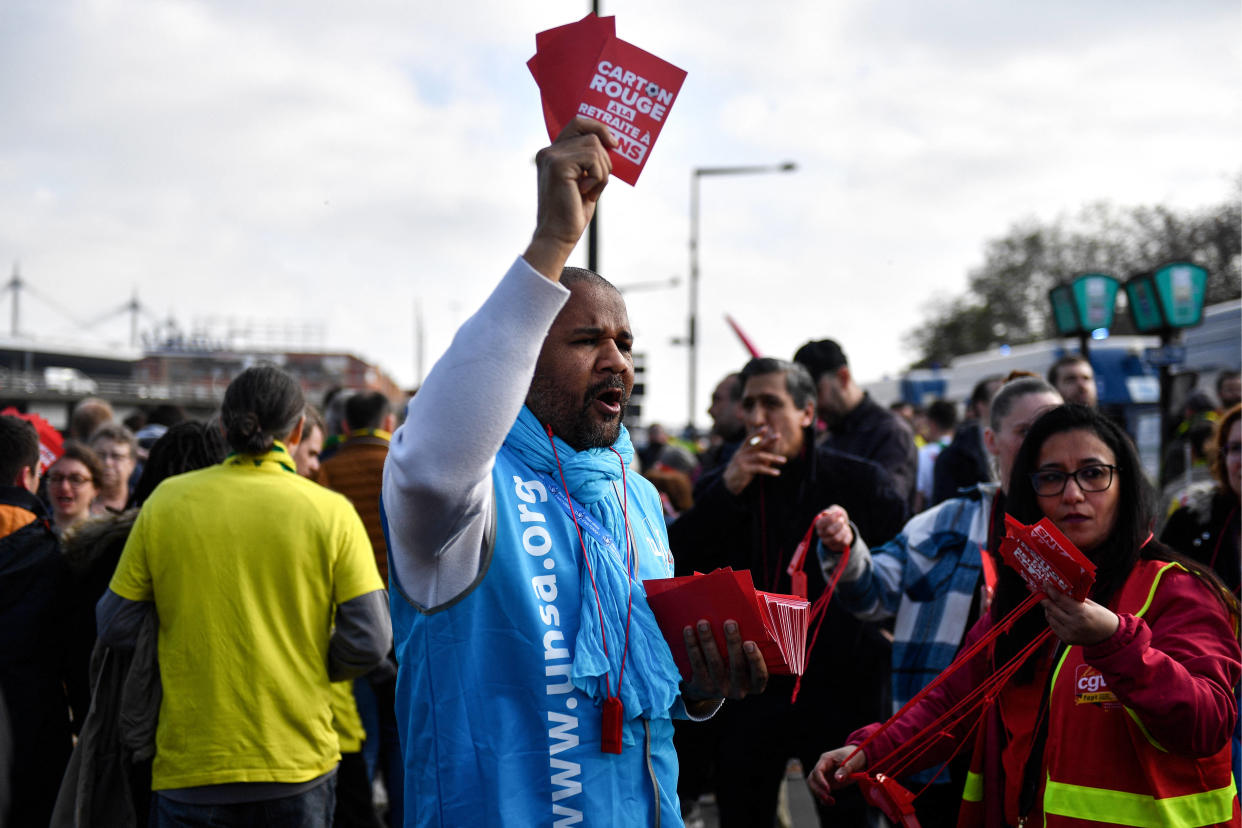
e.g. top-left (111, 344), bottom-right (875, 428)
top-left (998, 515), bottom-right (1097, 601)
top-left (644, 568), bottom-right (809, 679)
top-left (528, 14), bottom-right (686, 184)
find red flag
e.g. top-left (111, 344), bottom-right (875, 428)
top-left (724, 314), bottom-right (762, 358)
top-left (1, 407), bottom-right (65, 474)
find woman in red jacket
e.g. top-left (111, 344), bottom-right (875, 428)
top-left (810, 404), bottom-right (1241, 827)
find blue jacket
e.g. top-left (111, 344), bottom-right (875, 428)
top-left (389, 441), bottom-right (685, 827)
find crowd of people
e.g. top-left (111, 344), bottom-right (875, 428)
top-left (1, 119), bottom-right (1239, 828)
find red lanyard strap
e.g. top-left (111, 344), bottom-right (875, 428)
top-left (791, 514), bottom-right (850, 703)
top-left (873, 627), bottom-right (1053, 781)
top-left (848, 589), bottom-right (1048, 776)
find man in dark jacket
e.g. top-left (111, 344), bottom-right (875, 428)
top-left (793, 339), bottom-right (918, 509)
top-left (932, 374), bottom-right (1004, 506)
top-left (0, 415), bottom-right (79, 827)
top-left (668, 358), bottom-right (907, 827)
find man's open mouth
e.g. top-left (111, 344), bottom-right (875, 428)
top-left (592, 386), bottom-right (625, 416)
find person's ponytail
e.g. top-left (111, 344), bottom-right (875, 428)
top-left (220, 365), bottom-right (304, 455)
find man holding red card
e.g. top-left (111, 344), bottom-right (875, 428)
top-left (381, 118), bottom-right (766, 827)
top-left (527, 14), bottom-right (686, 185)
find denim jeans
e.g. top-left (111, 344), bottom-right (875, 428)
top-left (150, 776), bottom-right (336, 828)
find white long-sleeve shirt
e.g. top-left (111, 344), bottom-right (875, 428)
top-left (382, 257), bottom-right (570, 609)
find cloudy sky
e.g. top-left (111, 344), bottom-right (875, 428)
top-left (2, 0), bottom-right (1237, 427)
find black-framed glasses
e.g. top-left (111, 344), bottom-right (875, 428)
top-left (1030, 463), bottom-right (1118, 497)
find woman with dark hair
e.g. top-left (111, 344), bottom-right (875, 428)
top-left (811, 404), bottom-right (1241, 826)
top-left (814, 375), bottom-right (1061, 825)
top-left (1162, 403), bottom-right (1241, 595)
top-left (46, 440), bottom-right (103, 537)
top-left (97, 365), bottom-right (387, 827)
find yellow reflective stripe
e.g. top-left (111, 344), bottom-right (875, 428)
top-left (1048, 642), bottom-right (1073, 694)
top-left (1123, 706), bottom-right (1168, 753)
top-left (1117, 562), bottom-right (1182, 753)
top-left (1134, 561), bottom-right (1184, 618)
top-left (1044, 777), bottom-right (1236, 827)
top-left (1051, 562), bottom-right (1185, 745)
top-left (962, 770), bottom-right (984, 802)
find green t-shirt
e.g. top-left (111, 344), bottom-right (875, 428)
top-left (110, 446), bottom-right (383, 789)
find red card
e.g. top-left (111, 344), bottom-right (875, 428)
top-left (527, 14), bottom-right (615, 139)
top-left (642, 568), bottom-right (808, 680)
top-left (998, 515), bottom-right (1097, 601)
top-left (529, 17), bottom-right (686, 184)
top-left (570, 38), bottom-right (685, 184)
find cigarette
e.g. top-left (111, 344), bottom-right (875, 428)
top-left (748, 434), bottom-right (763, 447)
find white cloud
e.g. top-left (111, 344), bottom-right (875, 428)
top-left (1, 0), bottom-right (1236, 427)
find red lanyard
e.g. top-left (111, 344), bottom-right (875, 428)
top-left (787, 514), bottom-right (851, 703)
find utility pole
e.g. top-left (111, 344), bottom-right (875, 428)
top-left (587, 0), bottom-right (601, 274)
top-left (7, 262), bottom-right (21, 337)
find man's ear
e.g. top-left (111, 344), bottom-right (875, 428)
top-left (15, 465), bottom-right (37, 493)
top-left (836, 365), bottom-right (852, 388)
top-left (800, 402), bottom-right (816, 430)
top-left (383, 413), bottom-right (397, 433)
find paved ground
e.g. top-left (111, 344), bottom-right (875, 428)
top-left (685, 762), bottom-right (821, 828)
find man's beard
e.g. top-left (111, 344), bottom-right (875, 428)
top-left (528, 374), bottom-right (629, 451)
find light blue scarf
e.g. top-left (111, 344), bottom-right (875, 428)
top-left (502, 407), bottom-right (682, 727)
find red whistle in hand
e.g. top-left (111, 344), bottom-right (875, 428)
top-left (849, 773), bottom-right (920, 828)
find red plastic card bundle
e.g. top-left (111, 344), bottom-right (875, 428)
top-left (643, 568), bottom-right (809, 679)
top-left (527, 14), bottom-right (686, 184)
top-left (998, 515), bottom-right (1096, 601)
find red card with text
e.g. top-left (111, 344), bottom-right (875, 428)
top-left (643, 568), bottom-right (809, 679)
top-left (998, 515), bottom-right (1097, 601)
top-left (529, 16), bottom-right (686, 184)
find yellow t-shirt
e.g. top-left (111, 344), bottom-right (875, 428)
top-left (330, 680), bottom-right (366, 754)
top-left (110, 447), bottom-right (384, 789)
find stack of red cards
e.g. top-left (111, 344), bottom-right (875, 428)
top-left (998, 515), bottom-right (1097, 601)
top-left (643, 568), bottom-right (810, 679)
top-left (527, 14), bottom-right (686, 184)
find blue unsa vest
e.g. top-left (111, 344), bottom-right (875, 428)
top-left (388, 443), bottom-right (685, 827)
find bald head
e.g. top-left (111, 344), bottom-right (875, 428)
top-left (527, 268), bottom-right (634, 450)
top-left (560, 266), bottom-right (620, 295)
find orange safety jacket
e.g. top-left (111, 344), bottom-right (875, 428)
top-left (961, 560), bottom-right (1239, 827)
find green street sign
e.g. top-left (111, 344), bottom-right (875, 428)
top-left (1049, 284), bottom-right (1079, 335)
top-left (1071, 273), bottom-right (1119, 331)
top-left (1124, 274), bottom-right (1164, 333)
top-left (1153, 262), bottom-right (1207, 328)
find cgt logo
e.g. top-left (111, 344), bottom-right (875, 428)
top-left (1074, 664), bottom-right (1117, 704)
top-left (1076, 665), bottom-right (1107, 693)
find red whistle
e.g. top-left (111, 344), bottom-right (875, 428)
top-left (849, 773), bottom-right (920, 828)
top-left (601, 697), bottom-right (623, 754)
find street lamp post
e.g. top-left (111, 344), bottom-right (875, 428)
top-left (687, 162), bottom-right (797, 432)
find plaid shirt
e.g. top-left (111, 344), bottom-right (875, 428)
top-left (819, 483), bottom-right (999, 784)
